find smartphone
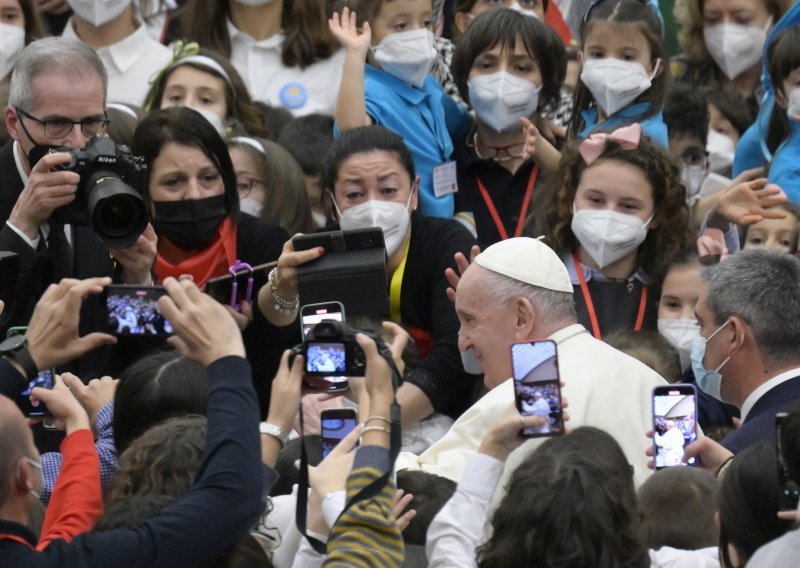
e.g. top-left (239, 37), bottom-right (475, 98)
top-left (102, 285), bottom-right (173, 337)
top-left (301, 302), bottom-right (345, 340)
top-left (652, 384), bottom-right (698, 470)
top-left (321, 408), bottom-right (359, 458)
top-left (7, 327), bottom-right (53, 417)
top-left (204, 261), bottom-right (275, 310)
top-left (776, 412), bottom-right (800, 511)
top-left (511, 340), bottom-right (564, 437)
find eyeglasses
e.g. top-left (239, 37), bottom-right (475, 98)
top-left (16, 108), bottom-right (110, 139)
top-left (236, 175), bottom-right (266, 198)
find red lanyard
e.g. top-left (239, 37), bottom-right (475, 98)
top-left (475, 165), bottom-right (539, 241)
top-left (0, 534), bottom-right (34, 548)
top-left (572, 253), bottom-right (648, 340)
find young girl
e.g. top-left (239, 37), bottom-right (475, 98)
top-left (330, 0), bottom-right (473, 218)
top-left (742, 202), bottom-right (800, 253)
top-left (536, 124), bottom-right (692, 338)
top-left (765, 25), bottom-right (800, 202)
top-left (569, 0), bottom-right (669, 148)
top-left (450, 8), bottom-right (565, 246)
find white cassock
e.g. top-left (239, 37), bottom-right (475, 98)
top-left (395, 324), bottom-right (668, 490)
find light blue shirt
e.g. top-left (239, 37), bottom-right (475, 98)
top-left (580, 102), bottom-right (669, 149)
top-left (334, 65), bottom-right (471, 218)
top-left (768, 119), bottom-right (800, 202)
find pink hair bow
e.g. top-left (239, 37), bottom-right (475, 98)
top-left (578, 123), bottom-right (643, 165)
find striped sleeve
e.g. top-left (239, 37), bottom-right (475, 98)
top-left (323, 446), bottom-right (404, 568)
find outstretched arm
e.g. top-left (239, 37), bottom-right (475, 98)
top-left (330, 7), bottom-right (373, 132)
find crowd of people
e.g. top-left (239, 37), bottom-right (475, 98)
top-left (1, 0), bottom-right (800, 566)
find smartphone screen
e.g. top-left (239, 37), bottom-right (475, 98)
top-left (776, 412), bottom-right (800, 511)
top-left (321, 408), bottom-right (358, 457)
top-left (103, 285), bottom-right (173, 337)
top-left (18, 369), bottom-right (54, 417)
top-left (301, 302), bottom-right (345, 340)
top-left (511, 341), bottom-right (564, 437)
top-left (652, 384), bottom-right (698, 470)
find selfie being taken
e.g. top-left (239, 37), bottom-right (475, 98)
top-left (1, 1), bottom-right (800, 567)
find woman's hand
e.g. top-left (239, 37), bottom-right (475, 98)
top-left (329, 7), bottom-right (372, 58)
top-left (112, 224), bottom-right (157, 285)
top-left (710, 179), bottom-right (788, 228)
top-left (31, 374), bottom-right (91, 434)
top-left (267, 349), bottom-right (305, 432)
top-left (445, 245), bottom-right (481, 302)
top-left (225, 301), bottom-right (254, 331)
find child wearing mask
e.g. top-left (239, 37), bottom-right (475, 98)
top-left (765, 25), bottom-right (800, 202)
top-left (450, 8), bottom-right (565, 247)
top-left (568, 0), bottom-right (669, 148)
top-left (330, 1), bottom-right (473, 218)
top-left (663, 84), bottom-right (710, 204)
top-left (536, 123), bottom-right (692, 338)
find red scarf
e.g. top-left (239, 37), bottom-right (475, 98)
top-left (155, 216), bottom-right (238, 287)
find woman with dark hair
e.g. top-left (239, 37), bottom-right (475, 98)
top-left (131, 107), bottom-right (294, 415)
top-left (258, 125), bottom-right (478, 427)
top-left (174, 0), bottom-right (344, 116)
top-left (144, 43), bottom-right (271, 139)
top-left (0, 0), bottom-right (45, 84)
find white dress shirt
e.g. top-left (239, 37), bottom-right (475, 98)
top-left (63, 18), bottom-right (172, 106)
top-left (227, 19), bottom-right (345, 116)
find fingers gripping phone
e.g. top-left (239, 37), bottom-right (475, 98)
top-left (652, 384), bottom-right (698, 470)
top-left (102, 285), bottom-right (173, 337)
top-left (7, 326), bottom-right (54, 418)
top-left (776, 412), bottom-right (800, 511)
top-left (321, 408), bottom-right (359, 458)
top-left (511, 340), bottom-right (564, 438)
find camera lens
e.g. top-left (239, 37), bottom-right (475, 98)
top-left (87, 173), bottom-right (148, 249)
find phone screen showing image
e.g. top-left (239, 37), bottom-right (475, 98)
top-left (301, 303), bottom-right (345, 339)
top-left (18, 369), bottom-right (54, 417)
top-left (653, 385), bottom-right (698, 470)
top-left (321, 410), bottom-right (358, 457)
top-left (104, 286), bottom-right (173, 337)
top-left (512, 341), bottom-right (563, 437)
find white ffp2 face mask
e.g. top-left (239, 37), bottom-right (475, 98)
top-left (372, 28), bottom-right (437, 88)
top-left (786, 88), bottom-right (800, 121)
top-left (706, 129), bottom-right (735, 174)
top-left (0, 23), bottom-right (24, 80)
top-left (239, 198), bottom-right (263, 218)
top-left (682, 164), bottom-right (707, 201)
top-left (571, 206), bottom-right (654, 269)
top-left (468, 71), bottom-right (542, 133)
top-left (658, 318), bottom-right (700, 372)
top-left (703, 22), bottom-right (769, 80)
top-left (67, 0), bottom-right (132, 27)
top-left (580, 58), bottom-right (659, 117)
top-left (336, 194), bottom-right (413, 256)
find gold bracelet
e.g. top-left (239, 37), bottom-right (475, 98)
top-left (361, 425), bottom-right (391, 435)
top-left (365, 415), bottom-right (391, 425)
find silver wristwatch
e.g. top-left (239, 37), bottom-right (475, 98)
top-left (259, 422), bottom-right (289, 447)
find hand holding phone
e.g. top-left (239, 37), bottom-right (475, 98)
top-left (102, 285), bottom-right (173, 337)
top-left (321, 408), bottom-right (359, 458)
top-left (652, 384), bottom-right (698, 470)
top-left (512, 341), bottom-right (564, 438)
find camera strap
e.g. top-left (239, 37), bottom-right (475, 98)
top-left (295, 344), bottom-right (403, 556)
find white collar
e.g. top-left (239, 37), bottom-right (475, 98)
top-left (12, 140), bottom-right (29, 185)
top-left (226, 18), bottom-right (283, 49)
top-left (740, 367), bottom-right (800, 421)
top-left (63, 18), bottom-right (151, 73)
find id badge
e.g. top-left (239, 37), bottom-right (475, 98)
top-left (433, 161), bottom-right (458, 197)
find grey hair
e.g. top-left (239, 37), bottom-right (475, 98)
top-left (484, 268), bottom-right (577, 323)
top-left (701, 249), bottom-right (800, 364)
top-left (9, 37), bottom-right (107, 113)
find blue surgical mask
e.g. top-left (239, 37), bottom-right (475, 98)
top-left (25, 457), bottom-right (43, 500)
top-left (690, 319), bottom-right (733, 401)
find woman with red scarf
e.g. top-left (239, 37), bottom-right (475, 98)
top-left (131, 107), bottom-right (294, 415)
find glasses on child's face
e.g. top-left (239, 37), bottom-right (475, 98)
top-left (235, 175), bottom-right (266, 198)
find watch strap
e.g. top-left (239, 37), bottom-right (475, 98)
top-left (259, 422), bottom-right (289, 447)
top-left (8, 346), bottom-right (38, 381)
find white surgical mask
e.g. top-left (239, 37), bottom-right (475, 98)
top-left (786, 88), bottom-right (800, 121)
top-left (468, 71), bottom-right (542, 133)
top-left (571, 206), bottom-right (654, 269)
top-left (25, 457), bottom-right (43, 501)
top-left (372, 28), bottom-right (437, 88)
top-left (706, 129), bottom-right (735, 174)
top-left (508, 2), bottom-right (539, 17)
top-left (336, 194), bottom-right (413, 256)
top-left (658, 318), bottom-right (700, 372)
top-left (0, 23), bottom-right (24, 81)
top-left (188, 106), bottom-right (226, 136)
top-left (682, 164), bottom-right (707, 202)
top-left (580, 58), bottom-right (659, 117)
top-left (703, 22), bottom-right (769, 80)
top-left (460, 349), bottom-right (482, 374)
top-left (239, 198), bottom-right (263, 218)
top-left (311, 210), bottom-right (328, 228)
top-left (67, 0), bottom-right (132, 27)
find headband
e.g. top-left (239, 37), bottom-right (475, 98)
top-left (172, 55), bottom-right (234, 89)
top-left (230, 136), bottom-right (267, 155)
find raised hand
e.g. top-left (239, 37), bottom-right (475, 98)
top-left (329, 6), bottom-right (372, 57)
top-left (712, 179), bottom-right (788, 227)
top-left (445, 245), bottom-right (481, 303)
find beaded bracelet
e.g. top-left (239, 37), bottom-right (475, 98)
top-left (268, 268), bottom-right (299, 314)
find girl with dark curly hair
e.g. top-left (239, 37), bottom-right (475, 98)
top-left (529, 124), bottom-right (692, 339)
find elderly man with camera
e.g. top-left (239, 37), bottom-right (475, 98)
top-left (0, 37), bottom-right (155, 332)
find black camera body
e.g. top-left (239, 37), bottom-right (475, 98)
top-left (31, 136), bottom-right (149, 249)
top-left (292, 321), bottom-right (370, 377)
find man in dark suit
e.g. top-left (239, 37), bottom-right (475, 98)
top-left (692, 249), bottom-right (800, 454)
top-left (0, 37), bottom-right (156, 335)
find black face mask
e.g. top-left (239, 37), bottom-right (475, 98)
top-left (152, 194), bottom-right (228, 250)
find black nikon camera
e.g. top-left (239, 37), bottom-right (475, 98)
top-left (30, 135), bottom-right (148, 249)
